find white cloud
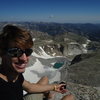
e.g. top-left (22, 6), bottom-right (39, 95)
top-left (49, 15), bottom-right (55, 18)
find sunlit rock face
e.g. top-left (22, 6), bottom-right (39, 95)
top-left (33, 42), bottom-right (87, 57)
top-left (63, 42), bottom-right (88, 56)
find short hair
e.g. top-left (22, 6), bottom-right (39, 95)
top-left (0, 24), bottom-right (33, 56)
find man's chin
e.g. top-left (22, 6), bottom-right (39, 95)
top-left (16, 68), bottom-right (26, 73)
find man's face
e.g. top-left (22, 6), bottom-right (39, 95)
top-left (11, 53), bottom-right (30, 73)
top-left (5, 47), bottom-right (33, 73)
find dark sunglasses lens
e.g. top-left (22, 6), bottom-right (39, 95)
top-left (7, 48), bottom-right (23, 57)
top-left (7, 48), bottom-right (33, 57)
top-left (25, 49), bottom-right (33, 56)
top-left (17, 49), bottom-right (23, 57)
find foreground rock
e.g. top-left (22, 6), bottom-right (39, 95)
top-left (50, 82), bottom-right (100, 100)
top-left (68, 50), bottom-right (100, 87)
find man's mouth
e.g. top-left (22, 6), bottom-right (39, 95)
top-left (15, 62), bottom-right (27, 69)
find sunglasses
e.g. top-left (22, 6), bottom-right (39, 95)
top-left (7, 48), bottom-right (33, 57)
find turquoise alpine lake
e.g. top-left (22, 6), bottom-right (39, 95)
top-left (53, 62), bottom-right (64, 69)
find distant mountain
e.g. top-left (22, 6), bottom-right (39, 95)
top-left (0, 22), bottom-right (100, 41)
top-left (20, 22), bottom-right (100, 41)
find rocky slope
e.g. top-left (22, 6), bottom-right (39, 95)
top-left (67, 50), bottom-right (100, 87)
top-left (24, 46), bottom-right (100, 100)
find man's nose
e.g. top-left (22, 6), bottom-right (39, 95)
top-left (19, 53), bottom-right (28, 60)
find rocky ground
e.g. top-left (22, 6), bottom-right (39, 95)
top-left (53, 82), bottom-right (100, 100)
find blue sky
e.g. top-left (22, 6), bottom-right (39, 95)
top-left (0, 0), bottom-right (100, 23)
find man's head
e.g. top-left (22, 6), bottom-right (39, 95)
top-left (0, 24), bottom-right (33, 56)
top-left (0, 24), bottom-right (34, 73)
